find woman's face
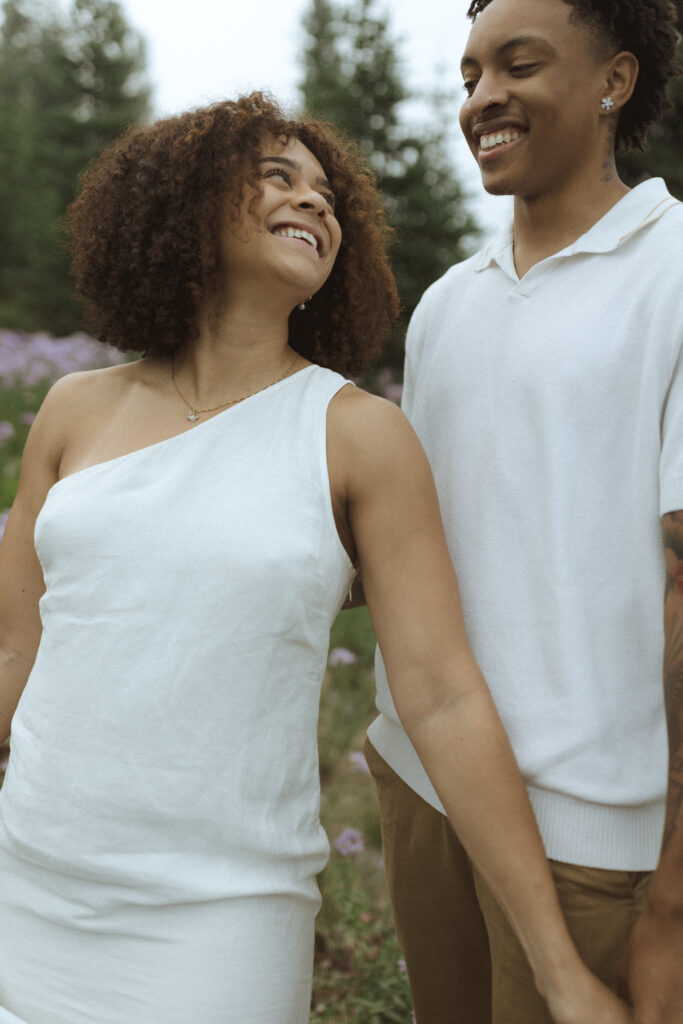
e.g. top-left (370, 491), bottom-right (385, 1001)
top-left (221, 135), bottom-right (342, 304)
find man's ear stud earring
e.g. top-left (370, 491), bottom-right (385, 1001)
top-left (601, 96), bottom-right (615, 111)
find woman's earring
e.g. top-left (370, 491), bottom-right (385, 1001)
top-left (601, 96), bottom-right (615, 111)
top-left (298, 296), bottom-right (312, 311)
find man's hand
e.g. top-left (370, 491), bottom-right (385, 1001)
top-left (621, 889), bottom-right (683, 1023)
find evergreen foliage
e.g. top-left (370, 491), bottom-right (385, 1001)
top-left (300, 0), bottom-right (479, 368)
top-left (0, 0), bottom-right (150, 333)
top-left (617, 0), bottom-right (683, 199)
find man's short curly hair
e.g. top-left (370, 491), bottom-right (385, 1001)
top-left (466, 0), bottom-right (680, 151)
top-left (65, 93), bottom-right (399, 377)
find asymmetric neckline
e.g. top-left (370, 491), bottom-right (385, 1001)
top-left (53, 364), bottom-right (318, 496)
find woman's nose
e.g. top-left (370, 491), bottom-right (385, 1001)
top-left (293, 186), bottom-right (326, 215)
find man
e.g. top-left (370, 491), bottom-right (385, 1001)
top-left (364, 1), bottom-right (683, 1021)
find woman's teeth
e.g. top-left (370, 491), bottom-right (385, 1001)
top-left (273, 226), bottom-right (318, 250)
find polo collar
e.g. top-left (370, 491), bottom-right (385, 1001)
top-left (475, 178), bottom-right (679, 277)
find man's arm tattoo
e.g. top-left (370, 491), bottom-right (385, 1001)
top-left (661, 510), bottom-right (683, 850)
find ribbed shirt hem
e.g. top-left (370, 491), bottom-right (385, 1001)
top-left (660, 476), bottom-right (683, 516)
top-left (367, 714), bottom-right (665, 871)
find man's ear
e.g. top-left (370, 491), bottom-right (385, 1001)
top-left (601, 51), bottom-right (639, 113)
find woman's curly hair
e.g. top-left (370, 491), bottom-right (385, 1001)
top-left (65, 93), bottom-right (400, 376)
top-left (466, 0), bottom-right (680, 151)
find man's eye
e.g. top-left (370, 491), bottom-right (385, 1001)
top-left (510, 63), bottom-right (537, 74)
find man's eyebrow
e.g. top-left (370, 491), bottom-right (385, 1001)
top-left (460, 34), bottom-right (557, 71)
top-left (258, 155), bottom-right (332, 191)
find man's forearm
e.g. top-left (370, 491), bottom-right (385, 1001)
top-left (623, 512), bottom-right (683, 1023)
top-left (660, 510), bottom-right (683, 865)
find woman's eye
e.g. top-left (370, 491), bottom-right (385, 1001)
top-left (462, 80), bottom-right (477, 96)
top-left (263, 167), bottom-right (291, 184)
top-left (510, 63), bottom-right (537, 74)
top-left (321, 192), bottom-right (336, 210)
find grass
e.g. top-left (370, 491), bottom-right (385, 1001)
top-left (313, 606), bottom-right (413, 1022)
top-left (0, 379), bottom-right (50, 511)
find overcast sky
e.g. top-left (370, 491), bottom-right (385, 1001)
top-left (119, 0), bottom-right (511, 235)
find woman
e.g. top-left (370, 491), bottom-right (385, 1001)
top-left (0, 94), bottom-right (629, 1023)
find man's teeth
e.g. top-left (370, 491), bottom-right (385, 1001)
top-left (480, 130), bottom-right (521, 151)
top-left (273, 226), bottom-right (318, 250)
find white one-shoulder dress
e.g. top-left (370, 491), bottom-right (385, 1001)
top-left (0, 365), bottom-right (355, 1024)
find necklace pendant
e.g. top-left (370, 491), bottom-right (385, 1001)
top-left (187, 410), bottom-right (199, 422)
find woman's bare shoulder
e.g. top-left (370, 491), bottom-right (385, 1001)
top-left (331, 383), bottom-right (407, 430)
top-left (29, 361), bottom-right (143, 464)
top-left (327, 383), bottom-right (434, 511)
top-left (329, 384), bottom-right (422, 461)
top-left (44, 360), bottom-right (142, 414)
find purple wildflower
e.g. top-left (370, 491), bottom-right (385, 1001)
top-left (0, 421), bottom-right (15, 444)
top-left (333, 827), bottom-right (365, 858)
top-left (374, 366), bottom-right (403, 404)
top-left (384, 382), bottom-right (403, 404)
top-left (348, 750), bottom-right (370, 774)
top-left (0, 510), bottom-right (9, 541)
top-left (19, 412), bottom-right (36, 425)
top-left (0, 330), bottom-right (125, 389)
top-left (328, 646), bottom-right (357, 667)
top-left (397, 958), bottom-right (407, 974)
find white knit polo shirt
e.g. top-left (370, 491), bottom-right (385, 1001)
top-left (368, 178), bottom-right (683, 870)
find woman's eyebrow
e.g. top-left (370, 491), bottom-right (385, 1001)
top-left (258, 156), bottom-right (332, 191)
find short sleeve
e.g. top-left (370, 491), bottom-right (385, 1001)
top-left (401, 292), bottom-right (431, 421)
top-left (660, 338), bottom-right (683, 515)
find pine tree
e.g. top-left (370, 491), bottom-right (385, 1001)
top-left (617, 0), bottom-right (683, 199)
top-left (0, 1), bottom-right (52, 327)
top-left (300, 0), bottom-right (478, 370)
top-left (0, 0), bottom-right (150, 333)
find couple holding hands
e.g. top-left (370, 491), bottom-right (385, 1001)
top-left (0, 0), bottom-right (681, 1021)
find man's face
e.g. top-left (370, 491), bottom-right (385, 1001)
top-left (458, 0), bottom-right (611, 200)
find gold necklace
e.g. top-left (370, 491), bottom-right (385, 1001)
top-left (171, 350), bottom-right (300, 422)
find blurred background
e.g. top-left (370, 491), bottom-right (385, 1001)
top-left (0, 2), bottom-right (681, 1019)
top-left (1, 0), bottom-right (681, 367)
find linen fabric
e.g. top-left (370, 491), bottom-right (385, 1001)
top-left (368, 179), bottom-right (683, 870)
top-left (0, 364), bottom-right (355, 1023)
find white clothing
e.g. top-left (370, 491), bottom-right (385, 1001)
top-left (369, 179), bottom-right (683, 870)
top-left (0, 364), bottom-right (355, 1023)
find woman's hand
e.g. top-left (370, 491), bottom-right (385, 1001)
top-left (545, 965), bottom-right (633, 1024)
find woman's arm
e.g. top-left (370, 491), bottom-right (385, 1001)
top-left (0, 382), bottom-right (70, 744)
top-left (328, 387), bottom-right (630, 1024)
